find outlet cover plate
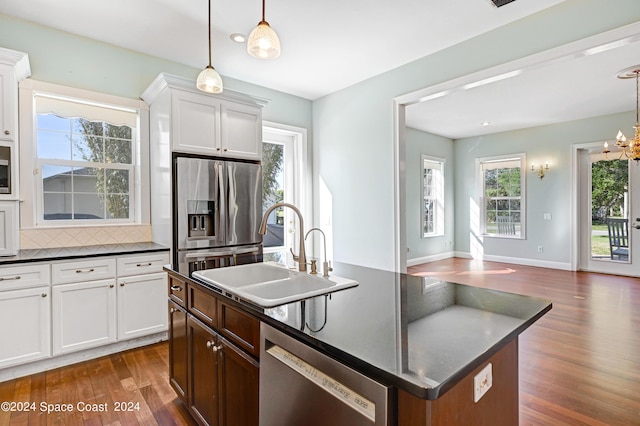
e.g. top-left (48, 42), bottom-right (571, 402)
top-left (473, 363), bottom-right (492, 403)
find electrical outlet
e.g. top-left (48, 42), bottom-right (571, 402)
top-left (474, 363), bottom-right (492, 403)
top-left (537, 245), bottom-right (543, 253)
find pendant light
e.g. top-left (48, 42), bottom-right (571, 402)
top-left (196, 0), bottom-right (223, 93)
top-left (247, 0), bottom-right (281, 59)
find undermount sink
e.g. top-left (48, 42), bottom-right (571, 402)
top-left (192, 262), bottom-right (359, 308)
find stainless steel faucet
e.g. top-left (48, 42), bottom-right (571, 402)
top-left (259, 202), bottom-right (307, 272)
top-left (304, 227), bottom-right (332, 277)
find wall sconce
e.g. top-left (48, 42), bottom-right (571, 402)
top-left (531, 162), bottom-right (549, 179)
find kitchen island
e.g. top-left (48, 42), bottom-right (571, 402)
top-left (166, 262), bottom-right (551, 425)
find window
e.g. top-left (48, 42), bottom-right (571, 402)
top-left (479, 154), bottom-right (525, 238)
top-left (33, 94), bottom-right (139, 224)
top-left (422, 155), bottom-right (445, 237)
top-left (261, 123), bottom-right (308, 266)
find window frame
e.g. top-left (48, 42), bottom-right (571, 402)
top-left (18, 80), bottom-right (150, 229)
top-left (477, 153), bottom-right (526, 239)
top-left (261, 122), bottom-right (309, 266)
top-left (421, 154), bottom-right (445, 238)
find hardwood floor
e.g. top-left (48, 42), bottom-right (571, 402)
top-left (408, 258), bottom-right (640, 426)
top-left (0, 342), bottom-right (196, 426)
top-left (1, 258), bottom-right (638, 425)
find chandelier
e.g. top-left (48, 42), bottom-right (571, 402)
top-left (603, 66), bottom-right (640, 163)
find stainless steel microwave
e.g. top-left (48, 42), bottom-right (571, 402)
top-left (0, 146), bottom-right (9, 194)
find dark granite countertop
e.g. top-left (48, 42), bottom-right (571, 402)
top-left (0, 242), bottom-right (169, 265)
top-left (177, 262), bottom-right (552, 400)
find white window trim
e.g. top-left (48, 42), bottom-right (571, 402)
top-left (421, 154), bottom-right (445, 238)
top-left (262, 122), bottom-right (309, 262)
top-left (18, 79), bottom-right (150, 229)
top-left (476, 153), bottom-right (527, 239)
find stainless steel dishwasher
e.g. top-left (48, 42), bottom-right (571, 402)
top-left (260, 323), bottom-right (392, 426)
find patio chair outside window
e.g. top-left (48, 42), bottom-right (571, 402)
top-left (497, 216), bottom-right (516, 235)
top-left (606, 218), bottom-right (629, 261)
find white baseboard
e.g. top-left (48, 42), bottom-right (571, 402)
top-left (0, 332), bottom-right (167, 383)
top-left (407, 251), bottom-right (455, 266)
top-left (458, 252), bottom-right (573, 271)
top-left (408, 251), bottom-right (572, 271)
top-left (481, 254), bottom-right (572, 270)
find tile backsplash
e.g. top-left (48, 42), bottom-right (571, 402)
top-left (20, 225), bottom-right (152, 249)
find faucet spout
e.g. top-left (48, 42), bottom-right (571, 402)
top-left (304, 227), bottom-right (332, 277)
top-left (260, 202), bottom-right (307, 272)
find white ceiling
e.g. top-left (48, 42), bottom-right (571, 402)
top-left (0, 0), bottom-right (563, 101)
top-left (2, 0), bottom-right (637, 139)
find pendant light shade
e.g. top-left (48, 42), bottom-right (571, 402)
top-left (197, 65), bottom-right (223, 94)
top-left (247, 0), bottom-right (281, 59)
top-left (197, 0), bottom-right (223, 93)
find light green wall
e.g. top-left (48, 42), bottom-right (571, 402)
top-left (405, 128), bottom-right (454, 261)
top-left (313, 0), bottom-right (640, 270)
top-left (0, 13), bottom-right (312, 130)
top-left (454, 111), bottom-right (634, 264)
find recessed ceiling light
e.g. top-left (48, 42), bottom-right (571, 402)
top-left (481, 121), bottom-right (491, 126)
top-left (230, 33), bottom-right (247, 43)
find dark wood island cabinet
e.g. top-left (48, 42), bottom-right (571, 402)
top-left (166, 262), bottom-right (550, 426)
top-left (167, 273), bottom-right (260, 426)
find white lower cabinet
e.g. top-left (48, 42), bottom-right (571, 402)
top-left (0, 251), bottom-right (169, 372)
top-left (117, 272), bottom-right (168, 340)
top-left (0, 286), bottom-right (50, 368)
top-left (52, 279), bottom-right (117, 355)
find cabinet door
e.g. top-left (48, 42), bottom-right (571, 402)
top-left (117, 272), bottom-right (168, 340)
top-left (172, 90), bottom-right (221, 155)
top-left (52, 279), bottom-right (117, 355)
top-left (188, 315), bottom-right (219, 426)
top-left (220, 102), bottom-right (262, 160)
top-left (0, 66), bottom-right (15, 142)
top-left (0, 201), bottom-right (18, 256)
top-left (0, 286), bottom-right (50, 368)
top-left (218, 334), bottom-right (259, 426)
top-left (169, 300), bottom-right (188, 402)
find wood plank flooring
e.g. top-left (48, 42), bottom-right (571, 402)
top-left (408, 258), bottom-right (640, 426)
top-left (0, 343), bottom-right (196, 426)
top-left (0, 258), bottom-right (638, 425)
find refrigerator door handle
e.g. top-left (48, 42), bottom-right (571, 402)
top-left (226, 162), bottom-right (238, 245)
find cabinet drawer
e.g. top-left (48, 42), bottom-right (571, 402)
top-left (52, 258), bottom-right (116, 285)
top-left (188, 285), bottom-right (217, 329)
top-left (117, 252), bottom-right (170, 277)
top-left (169, 275), bottom-right (187, 307)
top-left (0, 263), bottom-right (50, 291)
top-left (217, 300), bottom-right (260, 358)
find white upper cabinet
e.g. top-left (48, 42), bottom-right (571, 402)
top-left (0, 47), bottom-right (31, 143)
top-left (142, 73), bottom-right (268, 160)
top-left (171, 89), bottom-right (222, 155)
top-left (221, 102), bottom-right (263, 159)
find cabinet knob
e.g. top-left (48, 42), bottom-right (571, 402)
top-left (3, 130), bottom-right (9, 135)
top-left (41, 293), bottom-right (47, 298)
top-left (170, 307), bottom-right (176, 313)
top-left (120, 282), bottom-right (125, 287)
top-left (170, 285), bottom-right (183, 292)
top-left (212, 345), bottom-right (222, 352)
top-left (223, 148), bottom-right (228, 152)
top-left (206, 340), bottom-right (213, 348)
top-left (109, 284), bottom-right (115, 288)
top-left (216, 147), bottom-right (221, 151)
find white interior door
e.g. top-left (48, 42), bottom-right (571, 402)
top-left (578, 144), bottom-right (640, 276)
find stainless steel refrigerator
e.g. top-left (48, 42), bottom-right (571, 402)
top-left (173, 155), bottom-right (263, 275)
